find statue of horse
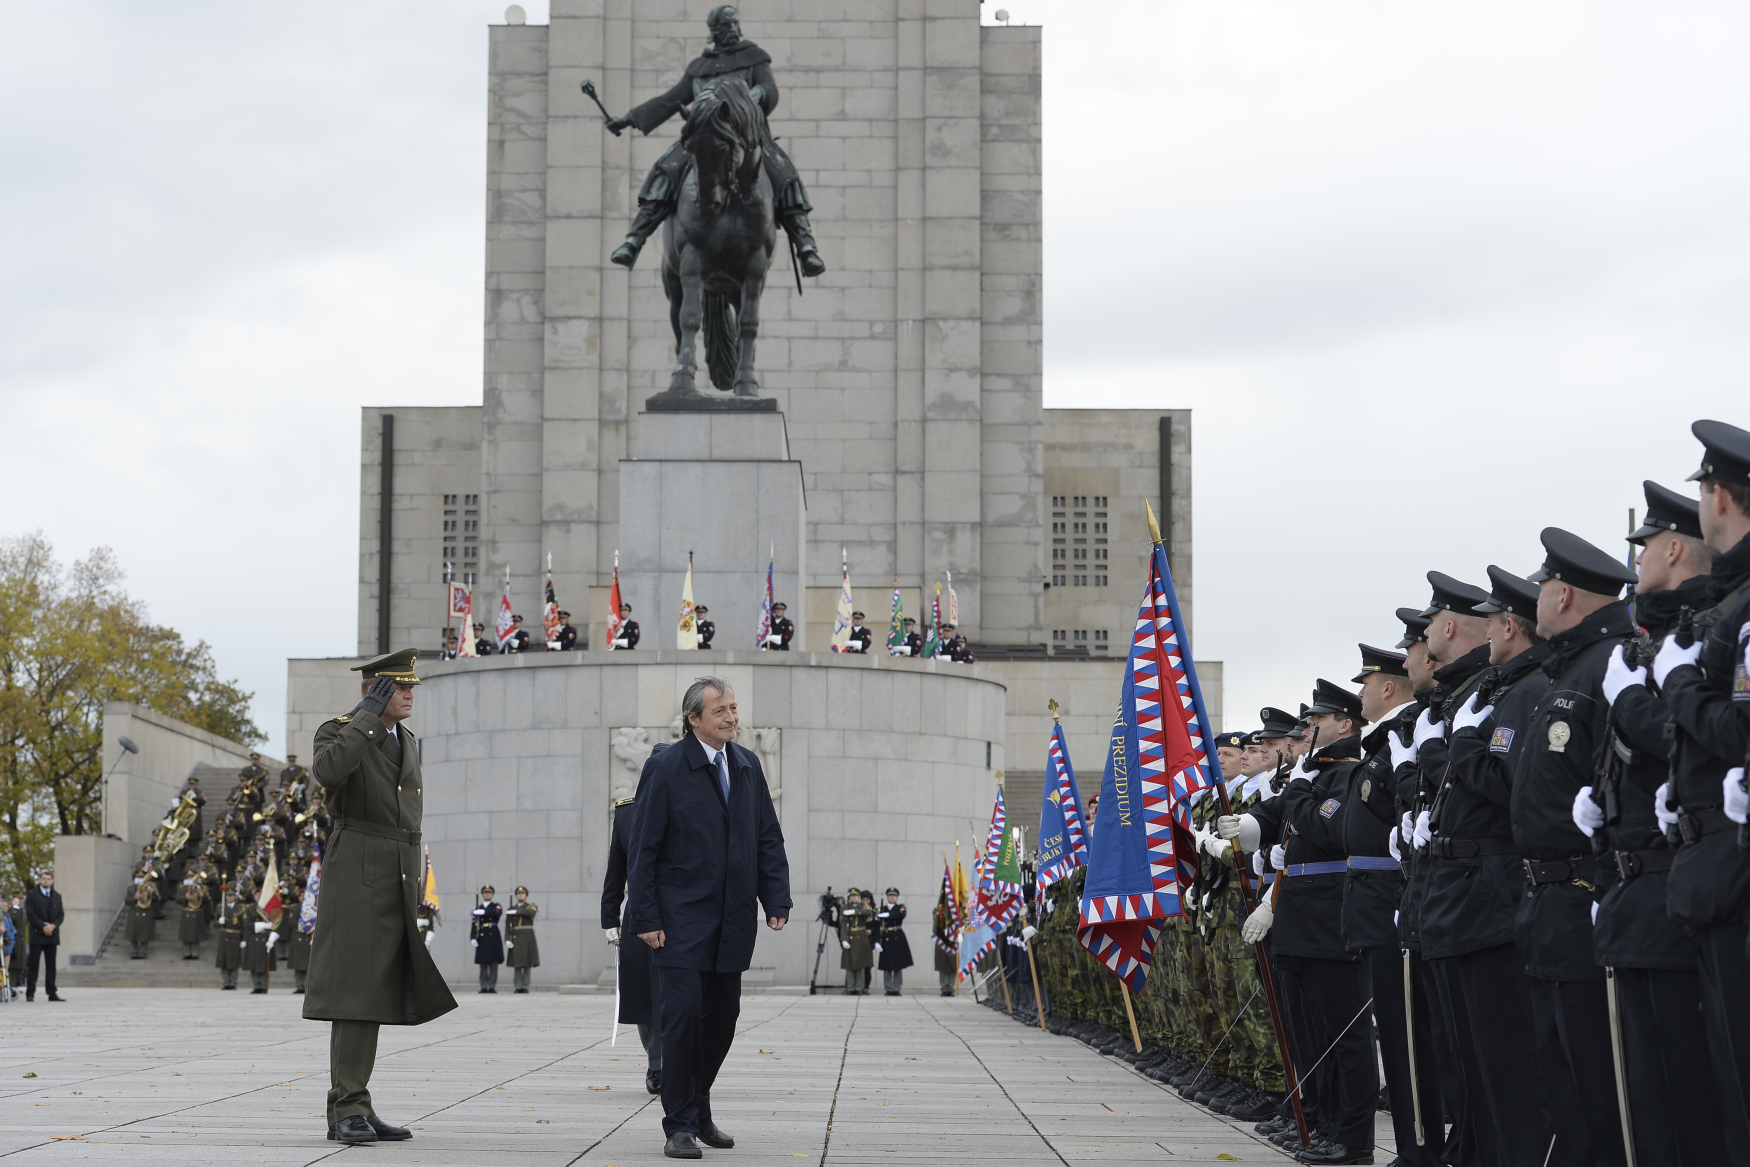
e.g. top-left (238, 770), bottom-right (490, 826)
top-left (659, 77), bottom-right (776, 400)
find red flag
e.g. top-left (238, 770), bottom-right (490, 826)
top-left (257, 853), bottom-right (283, 922)
top-left (606, 552), bottom-right (625, 650)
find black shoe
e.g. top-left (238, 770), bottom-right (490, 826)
top-left (612, 238), bottom-right (644, 269)
top-left (698, 1122), bottom-right (733, 1149)
top-left (514, 988), bottom-right (529, 994)
top-left (1254, 1115), bottom-right (1289, 1137)
top-left (1296, 1144), bottom-right (1372, 1165)
top-left (221, 984), bottom-right (236, 990)
top-left (796, 243), bottom-right (826, 277)
top-left (366, 1116), bottom-right (412, 1141)
top-left (293, 988), bottom-right (305, 994)
top-left (646, 1069), bottom-right (662, 1095)
top-left (663, 1132), bottom-right (702, 1159)
top-left (250, 988), bottom-right (267, 995)
top-left (24, 994), bottom-right (33, 1002)
top-left (1206, 1081), bottom-right (1245, 1114)
top-left (885, 990), bottom-right (899, 996)
top-left (1227, 1091), bottom-right (1282, 1123)
top-left (328, 1115), bottom-right (378, 1144)
top-left (47, 993), bottom-right (64, 1002)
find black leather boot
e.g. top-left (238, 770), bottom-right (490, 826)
top-left (780, 211), bottom-right (826, 276)
top-left (612, 202), bottom-right (671, 269)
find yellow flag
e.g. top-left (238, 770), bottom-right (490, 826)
top-left (952, 845), bottom-right (972, 927)
top-left (421, 846), bottom-right (441, 917)
top-left (677, 555), bottom-right (699, 649)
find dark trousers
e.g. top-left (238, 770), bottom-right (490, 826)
top-left (1526, 976), bottom-right (1626, 1167)
top-left (1271, 951), bottom-right (1319, 1125)
top-left (658, 968), bottom-right (741, 1138)
top-left (479, 962), bottom-right (499, 992)
top-left (1277, 954), bottom-right (1376, 1148)
top-left (1696, 922), bottom-right (1750, 1167)
top-left (26, 943), bottom-right (55, 996)
top-left (1431, 943), bottom-right (1546, 1167)
top-left (1364, 947), bottom-right (1444, 1167)
top-left (327, 1019), bottom-right (379, 1125)
top-left (1613, 966), bottom-right (1728, 1167)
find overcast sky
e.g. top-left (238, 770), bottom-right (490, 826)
top-left (3, 2), bottom-right (1747, 754)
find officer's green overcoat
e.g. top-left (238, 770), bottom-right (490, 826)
top-left (301, 706), bottom-right (457, 1025)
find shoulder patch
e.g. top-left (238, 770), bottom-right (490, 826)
top-left (1318, 798), bottom-right (1342, 819)
top-left (1489, 726), bottom-right (1516, 754)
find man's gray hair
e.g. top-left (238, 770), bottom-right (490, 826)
top-left (681, 676), bottom-right (733, 735)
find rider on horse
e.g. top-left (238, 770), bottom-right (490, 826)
top-left (605, 5), bottom-right (826, 278)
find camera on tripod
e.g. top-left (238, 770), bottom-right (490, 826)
top-left (817, 888), bottom-right (842, 928)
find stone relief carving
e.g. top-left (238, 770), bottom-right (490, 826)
top-left (609, 725), bottom-right (782, 811)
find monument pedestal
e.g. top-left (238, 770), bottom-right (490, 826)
top-left (620, 411), bottom-right (806, 650)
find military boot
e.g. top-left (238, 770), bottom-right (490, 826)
top-left (780, 211), bottom-right (827, 277)
top-left (611, 202), bottom-right (671, 269)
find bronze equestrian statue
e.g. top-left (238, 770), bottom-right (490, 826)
top-left (604, 5), bottom-right (825, 280)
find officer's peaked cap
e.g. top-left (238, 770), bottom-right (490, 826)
top-left (1686, 419), bottom-right (1750, 488)
top-left (1420, 572), bottom-right (1490, 619)
top-left (1472, 565), bottom-right (1540, 621)
top-left (1394, 607), bottom-right (1431, 649)
top-left (352, 648), bottom-right (421, 685)
top-left (1307, 678), bottom-right (1364, 721)
top-left (1628, 480), bottom-right (1703, 543)
top-left (1352, 643), bottom-right (1409, 683)
top-left (1526, 527), bottom-right (1638, 598)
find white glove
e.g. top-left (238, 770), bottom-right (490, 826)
top-left (472, 907), bottom-right (486, 916)
top-left (1252, 850), bottom-right (1265, 877)
top-left (1286, 755), bottom-right (1315, 785)
top-left (1241, 902), bottom-right (1275, 943)
top-left (253, 921), bottom-right (269, 934)
top-left (1388, 732), bottom-right (1415, 771)
top-left (424, 930), bottom-right (436, 949)
top-left (765, 635), bottom-right (782, 645)
top-left (1653, 635), bottom-right (1703, 687)
top-left (1591, 900), bottom-right (1599, 925)
top-left (605, 927), bottom-right (621, 945)
top-left (614, 639), bottom-right (630, 648)
top-left (1572, 787), bottom-right (1604, 837)
top-left (1413, 708), bottom-right (1445, 749)
top-left (1725, 768), bottom-right (1749, 825)
top-left (1602, 644), bottom-right (1648, 707)
top-left (266, 931), bottom-right (279, 949)
top-left (841, 940), bottom-right (850, 950)
top-left (896, 646), bottom-right (912, 656)
top-left (1413, 810), bottom-right (1432, 850)
top-left (417, 918), bottom-right (429, 929)
top-left (1216, 814), bottom-right (1262, 851)
top-left (1388, 824), bottom-right (1402, 861)
top-left (1401, 812), bottom-right (1415, 846)
top-left (1452, 694), bottom-right (1495, 733)
top-left (506, 940), bottom-right (514, 951)
top-left (1654, 783), bottom-right (1680, 833)
top-left (1022, 926), bottom-right (1038, 941)
top-left (1270, 843), bottom-right (1286, 871)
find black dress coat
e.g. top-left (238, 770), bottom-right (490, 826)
top-left (603, 794), bottom-right (659, 1026)
top-left (471, 901), bottom-right (505, 965)
top-left (23, 886), bottom-right (62, 947)
top-left (1264, 735), bottom-right (1365, 962)
top-left (876, 902), bottom-right (913, 971)
top-left (626, 734), bottom-right (792, 973)
top-left (1341, 706), bottom-right (1416, 952)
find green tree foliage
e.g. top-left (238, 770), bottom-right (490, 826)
top-left (0, 532), bottom-right (262, 891)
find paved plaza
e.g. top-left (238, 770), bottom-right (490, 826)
top-left (0, 988), bottom-right (1401, 1165)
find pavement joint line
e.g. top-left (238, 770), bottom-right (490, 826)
top-left (915, 998), bottom-right (1072, 1167)
top-left (815, 992), bottom-right (861, 1166)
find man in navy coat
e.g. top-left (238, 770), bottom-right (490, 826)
top-left (627, 677), bottom-right (791, 1160)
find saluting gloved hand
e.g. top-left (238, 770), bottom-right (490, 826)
top-left (1572, 786), bottom-right (1604, 837)
top-left (1724, 768), bottom-right (1749, 825)
top-left (1602, 644), bottom-right (1648, 706)
top-left (1653, 634), bottom-right (1703, 687)
top-left (605, 927), bottom-right (621, 945)
top-left (358, 676), bottom-right (397, 718)
top-left (1452, 693), bottom-right (1495, 733)
top-left (1216, 813), bottom-right (1261, 851)
top-left (1388, 731), bottom-right (1416, 771)
top-left (1241, 902), bottom-right (1275, 943)
top-left (1413, 809), bottom-right (1432, 850)
top-left (1412, 708), bottom-right (1445, 751)
top-left (1654, 783), bottom-right (1681, 833)
top-left (1388, 824), bottom-right (1402, 862)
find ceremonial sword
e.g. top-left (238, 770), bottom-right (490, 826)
top-left (1605, 966), bottom-right (1637, 1167)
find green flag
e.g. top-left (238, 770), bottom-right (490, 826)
top-left (993, 824), bottom-right (1025, 887)
top-left (886, 578), bottom-right (905, 653)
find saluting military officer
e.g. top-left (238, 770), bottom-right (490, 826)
top-left (303, 648), bottom-right (457, 1145)
top-left (507, 886), bottom-right (540, 993)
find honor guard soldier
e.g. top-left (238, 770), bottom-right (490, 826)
top-left (473, 621), bottom-right (495, 656)
top-left (1577, 479), bottom-right (1727, 1166)
top-left (875, 887), bottom-right (911, 995)
top-left (615, 604), bottom-right (641, 649)
top-left (899, 618), bottom-right (922, 657)
top-left (507, 886), bottom-right (540, 993)
top-left (847, 611), bottom-right (873, 654)
top-left (554, 611), bottom-right (579, 651)
top-left (838, 887), bottom-right (874, 994)
top-left (764, 602), bottom-right (794, 650)
top-left (214, 886), bottom-right (245, 990)
top-left (1659, 420), bottom-right (1750, 1145)
top-left (1506, 528), bottom-right (1639, 1167)
top-left (507, 615), bottom-right (532, 654)
top-left (603, 755), bottom-right (665, 1095)
top-left (289, 879), bottom-right (312, 994)
top-left (695, 606), bottom-right (715, 649)
top-left (304, 648), bottom-right (457, 1144)
top-left (943, 625), bottom-right (975, 663)
top-left (243, 886), bottom-right (279, 994)
top-left (439, 633), bottom-right (459, 660)
top-left (472, 885), bottom-right (505, 993)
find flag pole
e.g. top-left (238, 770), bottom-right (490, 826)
top-left (1149, 500), bottom-right (1310, 1149)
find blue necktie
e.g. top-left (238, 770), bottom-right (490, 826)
top-left (715, 750), bottom-right (731, 804)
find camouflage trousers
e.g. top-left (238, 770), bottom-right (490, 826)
top-left (1207, 880), bottom-right (1285, 1092)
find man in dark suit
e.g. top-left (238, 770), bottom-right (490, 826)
top-left (628, 677), bottom-right (791, 1160)
top-left (24, 870), bottom-right (64, 1002)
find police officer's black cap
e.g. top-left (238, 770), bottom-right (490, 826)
top-left (480, 884), bottom-right (494, 894)
top-left (1686, 419), bottom-right (1750, 488)
top-left (695, 606), bottom-right (708, 614)
top-left (851, 610), bottom-right (864, 619)
top-left (557, 610), bottom-right (570, 619)
top-left (1307, 678), bottom-right (1365, 721)
top-left (1472, 565), bottom-right (1540, 621)
top-left (1213, 730), bottom-right (1248, 750)
top-left (1525, 527), bottom-right (1638, 598)
top-left (352, 648), bottom-right (421, 685)
top-left (1419, 572), bottom-right (1491, 619)
top-left (1394, 607), bottom-right (1431, 649)
top-left (1352, 643), bottom-right (1409, 683)
top-left (885, 886), bottom-right (900, 896)
top-left (1628, 480), bottom-right (1703, 543)
top-left (1256, 707), bottom-right (1300, 738)
top-left (772, 602), bottom-right (787, 611)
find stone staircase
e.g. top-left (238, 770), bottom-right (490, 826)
top-left (59, 926), bottom-right (243, 989)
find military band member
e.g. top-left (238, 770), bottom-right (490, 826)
top-left (762, 601), bottom-right (794, 650)
top-left (304, 648), bottom-right (456, 1145)
top-left (839, 887), bottom-right (874, 994)
top-left (615, 604), bottom-right (642, 649)
top-left (508, 886), bottom-right (540, 993)
top-left (695, 606), bottom-right (715, 650)
top-left (472, 885), bottom-right (505, 993)
top-left (554, 610), bottom-right (579, 651)
top-left (214, 887), bottom-right (245, 990)
top-left (847, 611), bottom-right (873, 654)
top-left (178, 881), bottom-right (206, 959)
top-left (125, 877), bottom-right (159, 959)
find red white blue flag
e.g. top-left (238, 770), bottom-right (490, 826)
top-left (1076, 540), bottom-right (1216, 992)
top-left (756, 547), bottom-right (775, 649)
top-left (975, 788), bottom-right (1022, 929)
top-left (1036, 720), bottom-right (1089, 897)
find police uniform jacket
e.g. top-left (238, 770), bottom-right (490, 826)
top-left (769, 616), bottom-right (794, 650)
top-left (603, 794), bottom-right (658, 1026)
top-left (472, 901), bottom-right (504, 964)
top-left (1417, 645), bottom-right (1549, 960)
top-left (697, 619), bottom-right (715, 649)
top-left (1341, 705), bottom-right (1415, 952)
top-left (619, 620), bottom-right (641, 649)
top-left (213, 898), bottom-right (246, 971)
top-left (1262, 735), bottom-right (1364, 962)
top-left (1511, 599), bottom-right (1636, 982)
top-left (847, 626), bottom-right (872, 653)
top-left (876, 902), bottom-right (913, 971)
top-left (1398, 644), bottom-right (1493, 951)
top-left (302, 708), bottom-right (457, 1026)
top-left (1592, 578), bottom-right (1708, 969)
top-left (1665, 532), bottom-right (1750, 928)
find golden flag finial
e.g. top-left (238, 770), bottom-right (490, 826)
top-left (995, 769), bottom-right (1005, 786)
top-left (1145, 499), bottom-right (1163, 546)
top-left (1047, 697), bottom-right (1061, 722)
